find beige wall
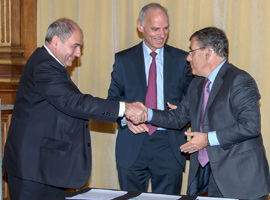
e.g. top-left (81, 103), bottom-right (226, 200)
top-left (37, 0), bottom-right (270, 194)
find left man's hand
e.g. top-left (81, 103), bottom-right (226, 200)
top-left (180, 131), bottom-right (208, 154)
top-left (124, 102), bottom-right (148, 124)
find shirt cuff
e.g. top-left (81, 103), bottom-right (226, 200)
top-left (208, 131), bottom-right (220, 146)
top-left (147, 108), bottom-right (153, 121)
top-left (121, 117), bottom-right (127, 126)
top-left (119, 102), bottom-right (125, 117)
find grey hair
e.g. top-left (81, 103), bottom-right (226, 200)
top-left (190, 27), bottom-right (229, 59)
top-left (138, 3), bottom-right (168, 26)
top-left (45, 18), bottom-right (82, 43)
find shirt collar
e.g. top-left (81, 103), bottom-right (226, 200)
top-left (208, 60), bottom-right (226, 83)
top-left (43, 44), bottom-right (65, 68)
top-left (142, 40), bottom-right (163, 58)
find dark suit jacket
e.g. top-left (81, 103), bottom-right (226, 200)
top-left (108, 42), bottom-right (193, 169)
top-left (3, 47), bottom-right (120, 189)
top-left (150, 61), bottom-right (270, 199)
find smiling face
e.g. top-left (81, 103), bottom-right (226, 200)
top-left (52, 29), bottom-right (83, 67)
top-left (137, 8), bottom-right (169, 51)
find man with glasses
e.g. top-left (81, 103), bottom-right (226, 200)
top-left (144, 27), bottom-right (270, 199)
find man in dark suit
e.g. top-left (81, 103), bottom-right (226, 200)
top-left (107, 3), bottom-right (193, 195)
top-left (146, 27), bottom-right (270, 199)
top-left (2, 18), bottom-right (146, 200)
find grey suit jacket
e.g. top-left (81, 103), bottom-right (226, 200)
top-left (150, 62), bottom-right (270, 199)
top-left (108, 42), bottom-right (193, 168)
top-left (3, 47), bottom-right (120, 188)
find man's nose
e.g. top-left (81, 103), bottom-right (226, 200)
top-left (74, 47), bottom-right (81, 57)
top-left (186, 53), bottom-right (191, 61)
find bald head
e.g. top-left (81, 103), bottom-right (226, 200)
top-left (45, 18), bottom-right (82, 44)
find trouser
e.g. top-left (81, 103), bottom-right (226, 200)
top-left (7, 173), bottom-right (66, 200)
top-left (118, 130), bottom-right (183, 195)
top-left (208, 167), bottom-right (267, 200)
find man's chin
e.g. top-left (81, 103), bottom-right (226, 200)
top-left (190, 68), bottom-right (196, 76)
top-left (65, 64), bottom-right (72, 68)
top-left (66, 61), bottom-right (74, 67)
top-left (155, 43), bottom-right (165, 48)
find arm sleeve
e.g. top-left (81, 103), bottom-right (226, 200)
top-left (216, 73), bottom-right (261, 150)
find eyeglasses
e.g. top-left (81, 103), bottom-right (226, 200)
top-left (188, 47), bottom-right (203, 56)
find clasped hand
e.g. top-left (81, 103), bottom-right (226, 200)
top-left (124, 102), bottom-right (149, 134)
top-left (124, 102), bottom-right (148, 124)
top-left (124, 102), bottom-right (177, 134)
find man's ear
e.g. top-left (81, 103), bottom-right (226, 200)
top-left (51, 36), bottom-right (60, 48)
top-left (205, 47), bottom-right (212, 60)
top-left (136, 19), bottom-right (143, 32)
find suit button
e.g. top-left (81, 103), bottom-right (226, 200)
top-left (86, 124), bottom-right (89, 128)
top-left (102, 112), bottom-right (111, 116)
top-left (87, 143), bottom-right (90, 147)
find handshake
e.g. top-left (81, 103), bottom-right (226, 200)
top-left (123, 102), bottom-right (176, 134)
top-left (124, 102), bottom-right (148, 125)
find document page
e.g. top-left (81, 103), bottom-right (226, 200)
top-left (66, 188), bottom-right (127, 200)
top-left (129, 192), bottom-right (181, 200)
top-left (197, 196), bottom-right (238, 200)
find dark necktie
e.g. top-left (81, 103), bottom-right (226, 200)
top-left (198, 78), bottom-right (211, 167)
top-left (145, 52), bottom-right (158, 135)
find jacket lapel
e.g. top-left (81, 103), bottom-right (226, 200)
top-left (204, 62), bottom-right (228, 115)
top-left (135, 42), bottom-right (148, 95)
top-left (194, 78), bottom-right (205, 131)
top-left (163, 44), bottom-right (171, 104)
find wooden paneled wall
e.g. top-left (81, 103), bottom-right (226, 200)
top-left (0, 0), bottom-right (37, 104)
top-left (0, 0), bottom-right (37, 199)
top-left (1, 112), bottom-right (11, 200)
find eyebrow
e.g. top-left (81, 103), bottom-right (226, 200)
top-left (150, 25), bottom-right (170, 29)
top-left (74, 43), bottom-right (82, 47)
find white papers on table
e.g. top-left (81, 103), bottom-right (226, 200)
top-left (66, 188), bottom-right (127, 200)
top-left (197, 196), bottom-right (238, 200)
top-left (129, 192), bottom-right (181, 200)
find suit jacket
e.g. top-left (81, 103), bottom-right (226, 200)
top-left (3, 47), bottom-right (120, 189)
top-left (150, 61), bottom-right (270, 199)
top-left (107, 42), bottom-right (193, 168)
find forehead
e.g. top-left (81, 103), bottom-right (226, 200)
top-left (145, 8), bottom-right (169, 25)
top-left (66, 29), bottom-right (83, 46)
top-left (190, 37), bottom-right (199, 48)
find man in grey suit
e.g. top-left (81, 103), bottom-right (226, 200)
top-left (145, 27), bottom-right (270, 199)
top-left (108, 3), bottom-right (192, 195)
top-left (3, 18), bottom-right (146, 200)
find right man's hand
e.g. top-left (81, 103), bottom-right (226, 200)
top-left (126, 119), bottom-right (149, 134)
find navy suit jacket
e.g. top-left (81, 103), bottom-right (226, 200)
top-left (108, 42), bottom-right (193, 168)
top-left (150, 62), bottom-right (270, 199)
top-left (3, 47), bottom-right (120, 188)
